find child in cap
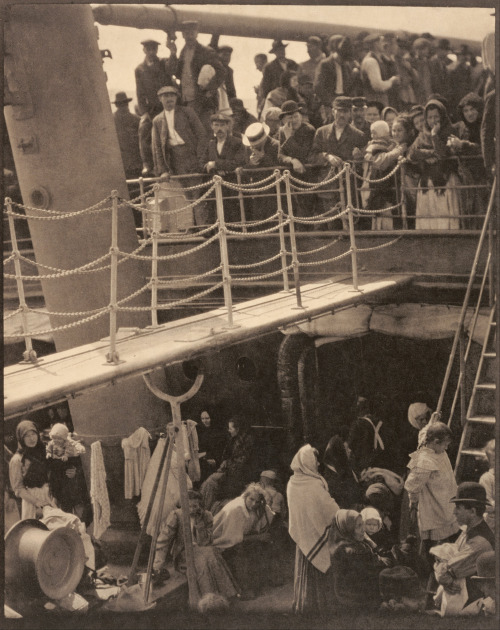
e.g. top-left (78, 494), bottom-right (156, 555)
top-left (46, 423), bottom-right (85, 461)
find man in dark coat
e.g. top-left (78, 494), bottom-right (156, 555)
top-left (165, 21), bottom-right (225, 133)
top-left (360, 34), bottom-right (400, 108)
top-left (135, 39), bottom-right (175, 175)
top-left (351, 96), bottom-right (371, 145)
top-left (429, 39), bottom-right (453, 106)
top-left (309, 96), bottom-right (366, 228)
top-left (260, 39), bottom-right (298, 100)
top-left (203, 112), bottom-right (246, 223)
top-left (152, 85), bottom-right (208, 225)
top-left (230, 98), bottom-right (258, 137)
top-left (218, 45), bottom-right (237, 102)
top-left (314, 35), bottom-right (361, 108)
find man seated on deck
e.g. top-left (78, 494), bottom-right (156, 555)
top-left (433, 482), bottom-right (495, 611)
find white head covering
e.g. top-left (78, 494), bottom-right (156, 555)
top-left (360, 506), bottom-right (382, 529)
top-left (49, 423), bottom-right (69, 440)
top-left (370, 120), bottom-right (390, 138)
top-left (287, 445), bottom-right (339, 573)
top-left (407, 402), bottom-right (431, 430)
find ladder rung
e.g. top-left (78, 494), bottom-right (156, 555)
top-left (475, 383), bottom-right (496, 390)
top-left (467, 415), bottom-right (496, 425)
top-left (483, 352), bottom-right (496, 359)
top-left (460, 449), bottom-right (488, 459)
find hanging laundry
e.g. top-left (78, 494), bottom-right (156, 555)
top-left (90, 441), bottom-right (111, 540)
top-left (121, 427), bottom-right (152, 499)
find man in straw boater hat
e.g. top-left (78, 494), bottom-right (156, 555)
top-left (165, 20), bottom-right (225, 132)
top-left (152, 84), bottom-right (209, 226)
top-left (135, 39), bottom-right (175, 176)
top-left (434, 482), bottom-right (495, 607)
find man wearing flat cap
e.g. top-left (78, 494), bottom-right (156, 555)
top-left (165, 20), bottom-right (225, 133)
top-left (152, 85), bottom-right (209, 226)
top-left (298, 36), bottom-right (326, 84)
top-left (360, 33), bottom-right (400, 107)
top-left (135, 39), bottom-right (176, 175)
top-left (260, 39), bottom-right (298, 102)
top-left (434, 482), bottom-right (495, 607)
top-left (309, 95), bottom-right (366, 228)
top-left (202, 112), bottom-right (245, 223)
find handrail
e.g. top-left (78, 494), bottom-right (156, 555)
top-left (436, 177), bottom-right (496, 418)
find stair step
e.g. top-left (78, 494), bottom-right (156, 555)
top-left (460, 448), bottom-right (488, 459)
top-left (475, 383), bottom-right (496, 390)
top-left (467, 415), bottom-right (496, 425)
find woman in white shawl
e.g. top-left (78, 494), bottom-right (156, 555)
top-left (287, 444), bottom-right (339, 614)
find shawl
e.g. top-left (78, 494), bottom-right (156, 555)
top-left (121, 427), bottom-right (151, 499)
top-left (15, 420), bottom-right (48, 488)
top-left (329, 509), bottom-right (361, 554)
top-left (90, 441), bottom-right (111, 540)
top-left (287, 444), bottom-right (339, 573)
top-left (212, 495), bottom-right (271, 549)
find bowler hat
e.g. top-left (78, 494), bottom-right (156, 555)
top-left (210, 112), bottom-right (231, 123)
top-left (229, 97), bottom-right (245, 111)
top-left (332, 96), bottom-right (352, 110)
top-left (472, 551), bottom-right (495, 580)
top-left (279, 100), bottom-right (302, 118)
top-left (437, 38), bottom-right (451, 51)
top-left (157, 85), bottom-right (178, 97)
top-left (379, 566), bottom-right (424, 600)
top-left (269, 39), bottom-right (288, 54)
top-left (180, 20), bottom-right (199, 31)
top-left (351, 97), bottom-right (367, 108)
top-left (113, 91), bottom-right (133, 105)
top-left (242, 122), bottom-right (270, 147)
top-left (218, 45), bottom-right (233, 53)
top-left (450, 481), bottom-right (491, 505)
top-left (141, 39), bottom-right (160, 47)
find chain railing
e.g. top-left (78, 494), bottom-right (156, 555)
top-left (4, 160), bottom-right (492, 365)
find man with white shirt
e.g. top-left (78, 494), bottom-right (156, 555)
top-left (152, 85), bottom-right (209, 226)
top-left (361, 33), bottom-right (400, 107)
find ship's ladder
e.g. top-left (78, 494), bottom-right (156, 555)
top-left (434, 178), bottom-right (497, 481)
top-left (454, 300), bottom-right (497, 483)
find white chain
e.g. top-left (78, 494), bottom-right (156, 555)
top-left (351, 160), bottom-right (403, 183)
top-left (352, 202), bottom-right (403, 215)
top-left (156, 265), bottom-right (223, 285)
top-left (356, 236), bottom-right (403, 252)
top-left (118, 282), bottom-right (224, 312)
top-left (226, 220), bottom-right (289, 236)
top-left (120, 231), bottom-right (220, 261)
top-left (298, 237), bottom-right (343, 256)
top-left (225, 213), bottom-right (279, 228)
top-left (298, 249), bottom-right (352, 266)
top-left (3, 307), bottom-right (23, 320)
top-left (4, 308), bottom-right (109, 338)
top-left (229, 252), bottom-right (285, 269)
top-left (233, 264), bottom-right (294, 282)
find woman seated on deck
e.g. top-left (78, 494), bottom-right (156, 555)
top-left (330, 508), bottom-right (389, 610)
top-left (212, 482), bottom-right (278, 600)
top-left (151, 490), bottom-right (240, 601)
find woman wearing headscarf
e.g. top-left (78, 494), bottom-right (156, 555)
top-left (287, 444), bottom-right (339, 614)
top-left (261, 71), bottom-right (305, 123)
top-left (447, 92), bottom-right (488, 229)
top-left (407, 98), bottom-right (462, 229)
top-left (322, 435), bottom-right (364, 510)
top-left (9, 419), bottom-right (57, 519)
top-left (330, 509), bottom-right (386, 609)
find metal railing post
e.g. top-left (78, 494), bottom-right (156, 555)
top-left (488, 216), bottom-right (493, 308)
top-left (106, 190), bottom-right (120, 363)
top-left (345, 164), bottom-right (359, 291)
top-left (235, 167), bottom-right (247, 233)
top-left (459, 327), bottom-right (467, 427)
top-left (284, 171), bottom-right (303, 309)
top-left (6, 198), bottom-right (37, 363)
top-left (399, 161), bottom-right (408, 230)
top-left (139, 176), bottom-right (147, 237)
top-left (214, 175), bottom-right (235, 327)
top-left (150, 184), bottom-right (160, 328)
top-left (275, 169), bottom-right (290, 292)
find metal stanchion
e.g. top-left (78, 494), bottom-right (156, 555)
top-left (275, 170), bottom-right (290, 292)
top-left (345, 164), bottom-right (360, 292)
top-left (235, 167), bottom-right (247, 233)
top-left (399, 161), bottom-right (408, 230)
top-left (214, 176), bottom-right (237, 327)
top-left (284, 171), bottom-right (303, 309)
top-left (139, 177), bottom-right (148, 237)
top-left (106, 190), bottom-right (120, 363)
top-left (6, 198), bottom-right (37, 363)
top-left (150, 184), bottom-right (160, 328)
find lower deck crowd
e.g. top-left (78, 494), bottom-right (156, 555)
top-left (5, 397), bottom-right (496, 618)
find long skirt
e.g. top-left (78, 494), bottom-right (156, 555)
top-left (293, 545), bottom-right (335, 615)
top-left (193, 546), bottom-right (240, 599)
top-left (415, 174), bottom-right (461, 230)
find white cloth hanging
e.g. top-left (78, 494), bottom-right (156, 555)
top-left (121, 427), bottom-right (152, 499)
top-left (136, 436), bottom-right (192, 536)
top-left (90, 441), bottom-right (111, 540)
top-left (360, 416), bottom-right (385, 451)
top-left (42, 505), bottom-right (96, 570)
